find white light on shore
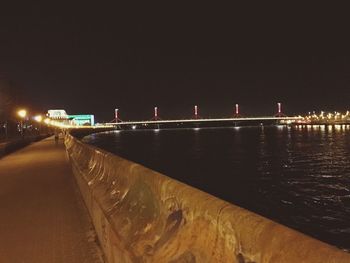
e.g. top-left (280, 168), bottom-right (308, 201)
top-left (34, 115), bottom-right (43, 122)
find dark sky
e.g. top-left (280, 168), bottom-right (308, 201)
top-left (1, 3), bottom-right (349, 122)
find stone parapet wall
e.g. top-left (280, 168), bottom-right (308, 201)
top-left (65, 134), bottom-right (350, 263)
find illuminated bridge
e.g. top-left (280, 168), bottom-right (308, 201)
top-left (104, 116), bottom-right (302, 128)
top-left (102, 103), bottom-right (303, 129)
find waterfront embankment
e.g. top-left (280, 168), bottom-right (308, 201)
top-left (66, 131), bottom-right (350, 263)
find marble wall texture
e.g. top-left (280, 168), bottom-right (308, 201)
top-left (65, 134), bottom-right (350, 263)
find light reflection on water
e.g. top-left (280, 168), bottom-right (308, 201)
top-left (83, 125), bottom-right (350, 250)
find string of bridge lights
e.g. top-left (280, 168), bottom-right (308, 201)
top-left (113, 102), bottom-right (285, 123)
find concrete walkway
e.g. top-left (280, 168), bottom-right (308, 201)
top-left (0, 137), bottom-right (103, 263)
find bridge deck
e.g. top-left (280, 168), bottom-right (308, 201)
top-left (0, 137), bottom-right (103, 263)
top-left (104, 116), bottom-right (301, 126)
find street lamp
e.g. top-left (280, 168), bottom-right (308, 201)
top-left (34, 115), bottom-right (43, 134)
top-left (17, 109), bottom-right (27, 119)
top-left (17, 109), bottom-right (27, 136)
top-left (34, 115), bottom-right (42, 122)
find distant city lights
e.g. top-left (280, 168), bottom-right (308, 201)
top-left (299, 110), bottom-right (350, 124)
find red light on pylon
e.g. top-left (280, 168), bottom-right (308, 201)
top-left (194, 105), bottom-right (198, 118)
top-left (234, 104), bottom-right (241, 118)
top-left (115, 109), bottom-right (119, 123)
top-left (274, 102), bottom-right (285, 117)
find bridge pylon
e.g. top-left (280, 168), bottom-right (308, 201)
top-left (192, 105), bottom-right (202, 119)
top-left (233, 104), bottom-right (242, 118)
top-left (150, 106), bottom-right (162, 121)
top-left (274, 102), bottom-right (286, 117)
top-left (111, 109), bottom-right (123, 123)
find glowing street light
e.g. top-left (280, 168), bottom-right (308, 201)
top-left (17, 109), bottom-right (27, 118)
top-left (34, 115), bottom-right (43, 122)
top-left (17, 109), bottom-right (27, 136)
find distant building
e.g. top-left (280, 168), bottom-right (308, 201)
top-left (68, 115), bottom-right (95, 126)
top-left (47, 110), bottom-right (69, 120)
top-left (47, 110), bottom-right (95, 126)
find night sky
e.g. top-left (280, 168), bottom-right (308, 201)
top-left (0, 3), bottom-right (349, 122)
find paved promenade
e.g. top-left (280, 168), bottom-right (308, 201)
top-left (0, 137), bottom-right (103, 263)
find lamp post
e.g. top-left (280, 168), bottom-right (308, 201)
top-left (34, 115), bottom-right (42, 123)
top-left (34, 115), bottom-right (43, 134)
top-left (17, 109), bottom-right (27, 137)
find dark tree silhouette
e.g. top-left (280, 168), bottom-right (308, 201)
top-left (0, 75), bottom-right (18, 121)
top-left (0, 75), bottom-right (21, 139)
